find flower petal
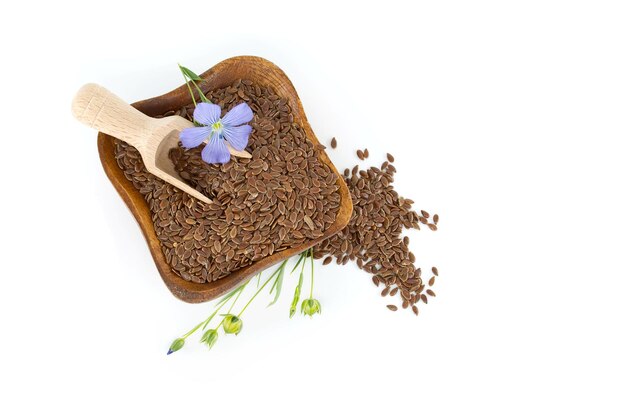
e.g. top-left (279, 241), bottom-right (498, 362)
top-left (179, 126), bottom-right (211, 149)
top-left (221, 102), bottom-right (253, 127)
top-left (223, 124), bottom-right (252, 151)
top-left (193, 102), bottom-right (221, 125)
top-left (201, 134), bottom-right (231, 164)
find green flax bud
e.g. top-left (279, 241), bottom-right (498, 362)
top-left (167, 338), bottom-right (185, 355)
top-left (289, 281), bottom-right (302, 318)
top-left (200, 329), bottom-right (219, 349)
top-left (222, 314), bottom-right (243, 335)
top-left (301, 298), bottom-right (322, 317)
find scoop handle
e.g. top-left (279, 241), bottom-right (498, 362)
top-left (72, 83), bottom-right (154, 150)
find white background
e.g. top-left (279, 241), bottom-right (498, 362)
top-left (1, 0), bottom-right (625, 415)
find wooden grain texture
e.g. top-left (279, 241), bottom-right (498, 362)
top-left (96, 56), bottom-right (353, 303)
top-left (72, 84), bottom-right (251, 204)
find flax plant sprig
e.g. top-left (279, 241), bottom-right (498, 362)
top-left (167, 249), bottom-right (322, 355)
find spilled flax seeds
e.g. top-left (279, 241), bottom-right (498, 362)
top-left (313, 151), bottom-right (439, 315)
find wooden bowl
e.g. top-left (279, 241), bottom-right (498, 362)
top-left (97, 56), bottom-right (353, 303)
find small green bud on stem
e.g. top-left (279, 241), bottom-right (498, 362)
top-left (167, 338), bottom-right (185, 355)
top-left (223, 314), bottom-right (243, 335)
top-left (200, 329), bottom-right (219, 349)
top-left (301, 298), bottom-right (322, 317)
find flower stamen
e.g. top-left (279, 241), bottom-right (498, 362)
top-left (211, 120), bottom-right (223, 137)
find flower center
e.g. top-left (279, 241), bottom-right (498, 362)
top-left (211, 120), bottom-right (224, 137)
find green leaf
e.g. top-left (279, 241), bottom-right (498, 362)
top-left (178, 64), bottom-right (203, 81)
top-left (268, 265), bottom-right (286, 306)
top-left (291, 254), bottom-right (305, 273)
top-left (197, 90), bottom-right (210, 103)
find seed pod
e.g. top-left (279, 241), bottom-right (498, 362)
top-left (167, 338), bottom-right (185, 355)
top-left (200, 329), bottom-right (219, 349)
top-left (223, 314), bottom-right (243, 335)
top-left (301, 298), bottom-right (322, 317)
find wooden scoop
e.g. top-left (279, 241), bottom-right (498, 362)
top-left (72, 83), bottom-right (251, 203)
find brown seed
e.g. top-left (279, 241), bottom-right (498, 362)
top-left (386, 305), bottom-right (398, 311)
top-left (323, 256), bottom-right (332, 265)
top-left (420, 294), bottom-right (428, 304)
top-left (428, 276), bottom-right (435, 286)
top-left (421, 210), bottom-right (429, 218)
top-left (357, 150), bottom-right (364, 160)
top-left (363, 148), bottom-right (369, 158)
top-left (412, 306), bottom-right (419, 316)
top-left (330, 137), bottom-right (337, 148)
top-left (426, 289), bottom-right (436, 297)
top-left (433, 214), bottom-right (439, 224)
top-left (432, 266), bottom-right (439, 276)
top-left (386, 153), bottom-right (395, 162)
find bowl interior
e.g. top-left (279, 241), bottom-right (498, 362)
top-left (97, 56), bottom-right (352, 303)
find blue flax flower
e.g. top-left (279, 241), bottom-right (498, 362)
top-left (179, 102), bottom-right (253, 164)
